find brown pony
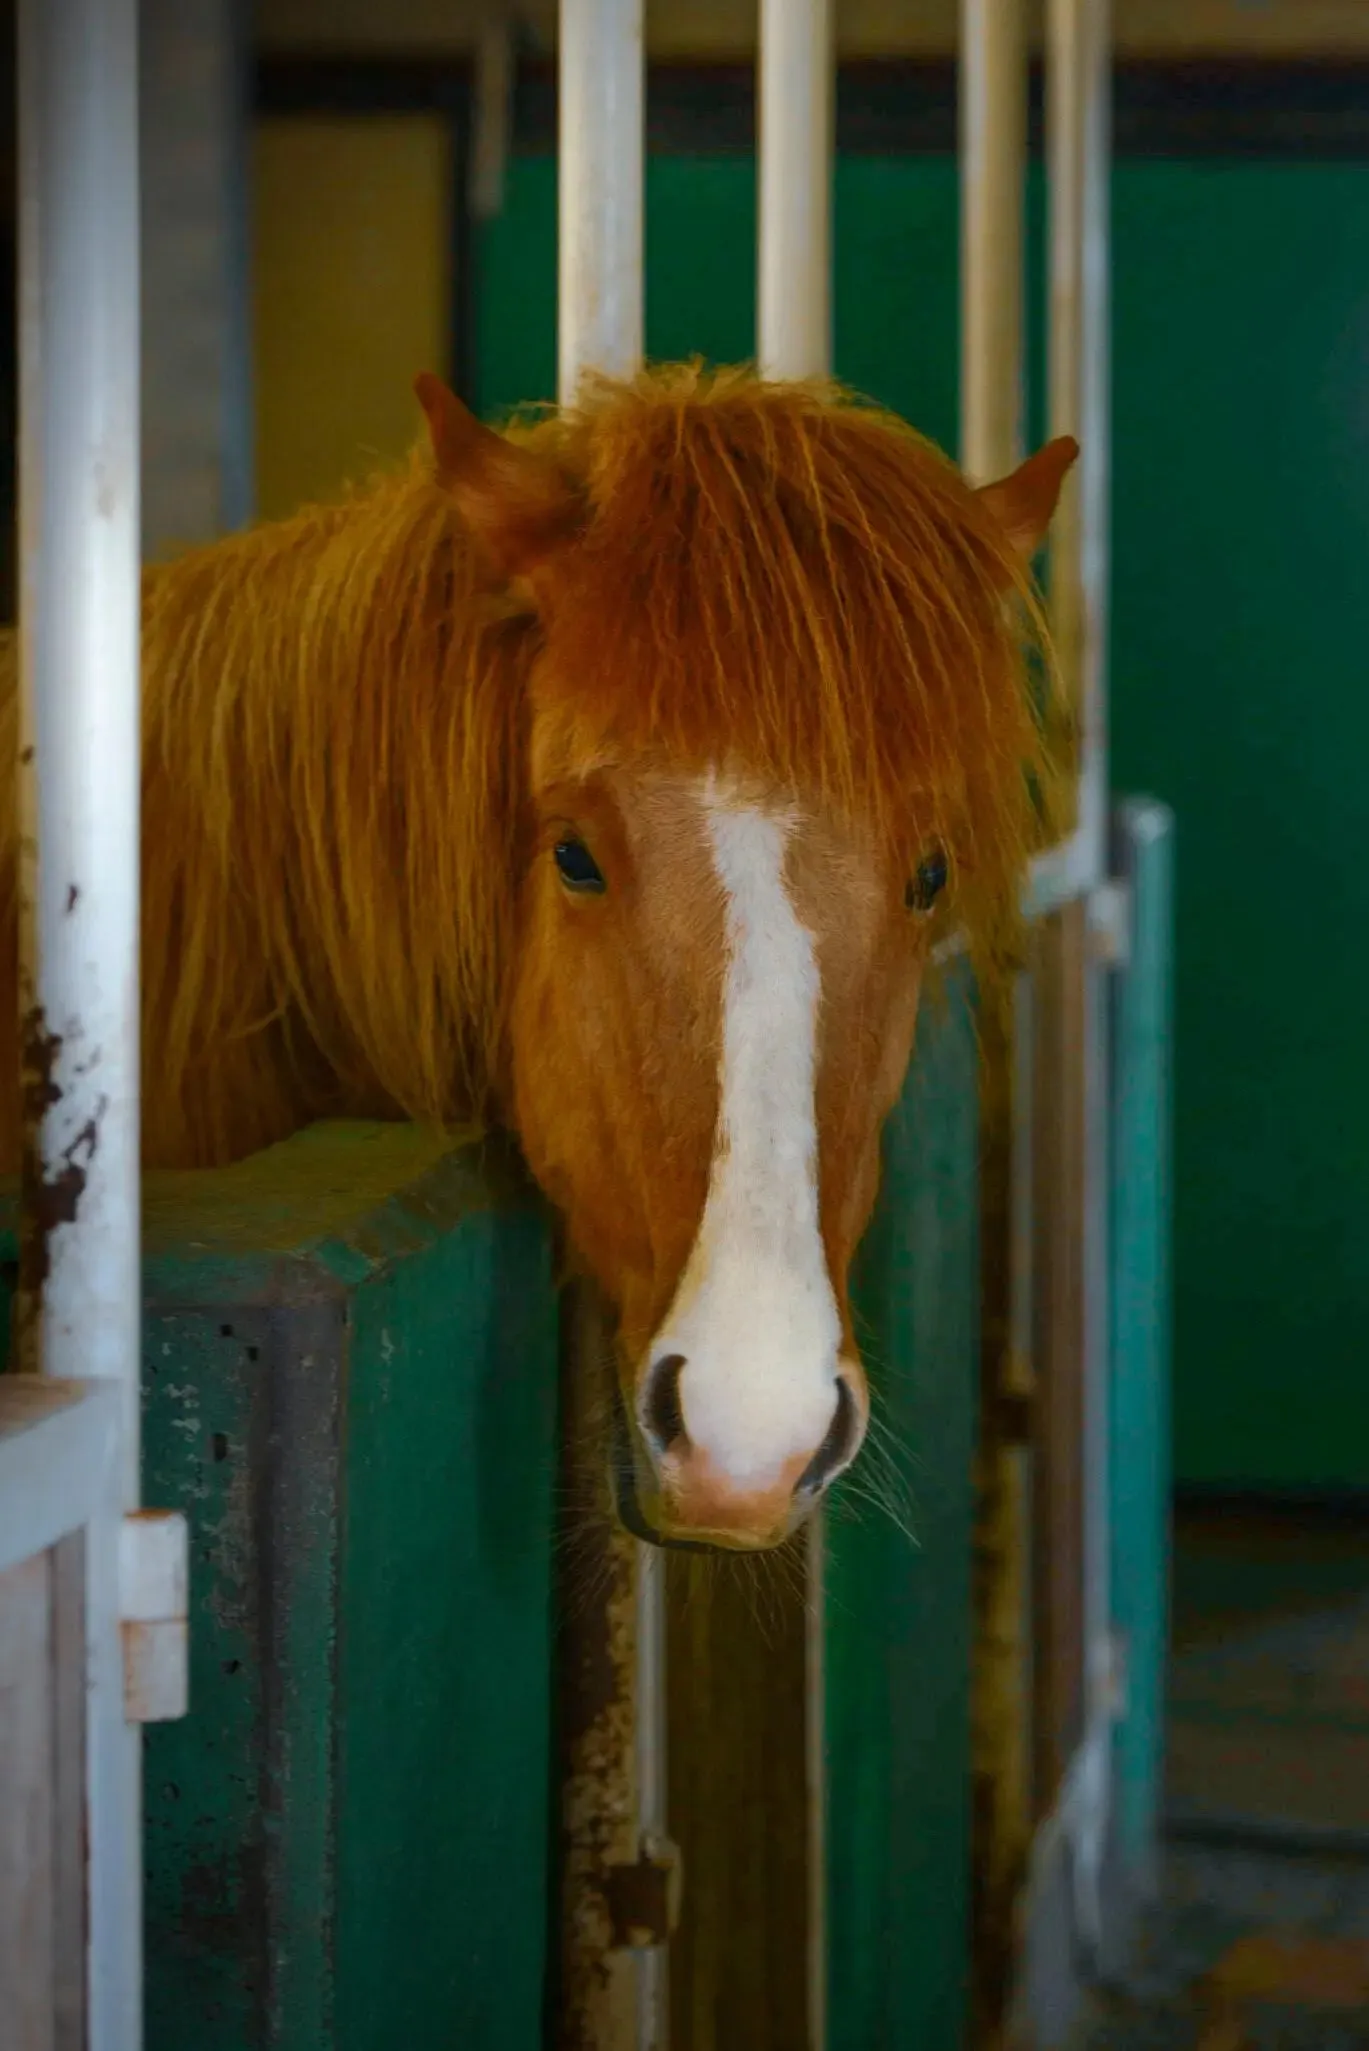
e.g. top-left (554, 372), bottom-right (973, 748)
top-left (0, 363), bottom-right (1073, 1550)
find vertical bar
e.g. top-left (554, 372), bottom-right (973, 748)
top-left (959, 11), bottom-right (1034, 2029)
top-left (757, 5), bottom-right (834, 2045)
top-left (757, 0), bottom-right (832, 384)
top-left (1049, 0), bottom-right (1115, 1691)
top-left (1046, 0), bottom-right (1110, 871)
top-left (557, 7), bottom-right (656, 2047)
top-left (1043, 0), bottom-right (1116, 1965)
top-left (1077, 8), bottom-right (1115, 1824)
top-left (634, 1540), bottom-right (668, 2051)
top-left (959, 0), bottom-right (1025, 484)
top-left (558, 0), bottom-right (644, 401)
top-left (556, 1287), bottom-right (640, 2051)
top-left (1030, 905), bottom-right (1088, 1807)
top-left (17, 0), bottom-right (143, 2045)
top-left (1107, 800), bottom-right (1175, 1900)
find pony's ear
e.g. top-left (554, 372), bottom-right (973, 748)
top-left (415, 372), bottom-right (584, 582)
top-left (976, 436), bottom-right (1079, 561)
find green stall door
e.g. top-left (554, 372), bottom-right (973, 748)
top-left (1108, 800), bottom-right (1175, 1894)
top-left (826, 964), bottom-right (980, 2051)
top-left (12, 1124), bottom-right (563, 2051)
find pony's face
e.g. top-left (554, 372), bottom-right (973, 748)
top-left (416, 370), bottom-right (1074, 1551)
top-left (507, 751), bottom-right (931, 1549)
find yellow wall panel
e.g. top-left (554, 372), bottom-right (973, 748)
top-left (253, 115), bottom-right (451, 521)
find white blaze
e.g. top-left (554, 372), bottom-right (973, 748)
top-left (647, 789), bottom-right (842, 1486)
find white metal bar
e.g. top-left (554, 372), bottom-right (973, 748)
top-left (757, 4), bottom-right (835, 2043)
top-left (1046, 0), bottom-right (1110, 886)
top-left (1045, 0), bottom-right (1118, 1969)
top-left (1053, 0), bottom-right (1112, 1679)
top-left (1077, 0), bottom-right (1112, 881)
top-left (17, 0), bottom-right (144, 2043)
top-left (959, 0), bottom-right (1026, 484)
top-left (757, 0), bottom-right (833, 382)
top-left (558, 0), bottom-right (644, 399)
top-left (558, 7), bottom-right (660, 2043)
top-left (17, 0), bottom-right (142, 1471)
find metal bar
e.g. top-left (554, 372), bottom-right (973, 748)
top-left (1042, 0), bottom-right (1118, 1969)
top-left (959, 18), bottom-right (1033, 2020)
top-left (757, 0), bottom-right (833, 383)
top-left (634, 1540), bottom-right (668, 2051)
top-left (1078, 20), bottom-right (1116, 1934)
top-left (959, 0), bottom-right (1026, 484)
top-left (558, 0), bottom-right (644, 400)
top-left (17, 0), bottom-right (143, 2042)
top-left (756, 5), bottom-right (835, 2044)
top-left (557, 8), bottom-right (660, 2046)
top-left (1046, 0), bottom-right (1110, 881)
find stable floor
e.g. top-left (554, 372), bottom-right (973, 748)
top-left (1079, 1505), bottom-right (1369, 2050)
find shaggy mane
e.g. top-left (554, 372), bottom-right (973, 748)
top-left (0, 362), bottom-right (1062, 1170)
top-left (521, 362), bottom-right (1062, 936)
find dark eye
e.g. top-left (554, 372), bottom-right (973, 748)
top-left (553, 838), bottom-right (606, 894)
top-left (905, 847), bottom-right (948, 914)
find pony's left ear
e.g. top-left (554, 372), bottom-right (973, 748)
top-left (976, 435), bottom-right (1079, 561)
top-left (415, 372), bottom-right (584, 583)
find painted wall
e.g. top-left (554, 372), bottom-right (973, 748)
top-left (471, 152), bottom-right (1369, 1490)
top-left (253, 113), bottom-right (454, 520)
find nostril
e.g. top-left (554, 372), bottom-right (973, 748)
top-left (642, 1352), bottom-right (689, 1456)
top-left (796, 1376), bottom-right (860, 1499)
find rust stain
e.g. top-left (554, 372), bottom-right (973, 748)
top-left (18, 1004), bottom-right (105, 1302)
top-left (604, 1842), bottom-right (680, 1950)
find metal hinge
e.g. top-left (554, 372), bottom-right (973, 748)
top-left (605, 1833), bottom-right (683, 1950)
top-left (1087, 878), bottom-right (1132, 968)
top-left (119, 1509), bottom-right (189, 1723)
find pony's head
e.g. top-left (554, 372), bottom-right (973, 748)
top-left (418, 367), bottom-right (1074, 1551)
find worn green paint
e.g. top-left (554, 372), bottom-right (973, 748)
top-left (825, 965), bottom-right (980, 2051)
top-left (1109, 164), bottom-right (1369, 1488)
top-left (4, 1122), bottom-right (560, 2050)
top-left (1108, 801), bottom-right (1175, 1888)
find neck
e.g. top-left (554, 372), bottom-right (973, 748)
top-left (137, 463), bottom-right (531, 1164)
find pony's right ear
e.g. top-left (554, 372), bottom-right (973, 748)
top-left (975, 436), bottom-right (1079, 563)
top-left (415, 372), bottom-right (584, 583)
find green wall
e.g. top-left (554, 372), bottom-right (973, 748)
top-left (1111, 165), bottom-right (1369, 1490)
top-left (476, 150), bottom-right (1369, 1492)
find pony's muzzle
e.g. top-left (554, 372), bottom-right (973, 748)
top-left (629, 1351), bottom-right (866, 1550)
